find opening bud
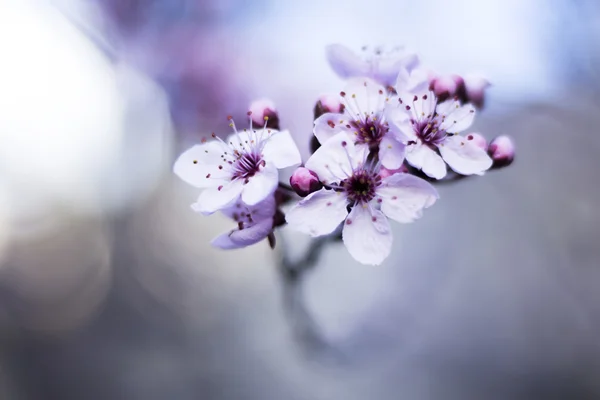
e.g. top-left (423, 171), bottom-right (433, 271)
top-left (290, 167), bottom-right (322, 197)
top-left (249, 98), bottom-right (280, 129)
top-left (313, 93), bottom-right (344, 120)
top-left (488, 135), bottom-right (515, 168)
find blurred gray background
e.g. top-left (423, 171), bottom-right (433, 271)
top-left (1, 0), bottom-right (600, 399)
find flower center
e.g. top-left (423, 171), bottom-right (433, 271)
top-left (412, 119), bottom-right (447, 146)
top-left (351, 116), bottom-right (388, 148)
top-left (342, 168), bottom-right (381, 204)
top-left (232, 152), bottom-right (264, 181)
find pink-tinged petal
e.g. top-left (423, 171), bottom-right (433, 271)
top-left (211, 218), bottom-right (273, 250)
top-left (261, 129), bottom-right (301, 169)
top-left (341, 78), bottom-right (388, 118)
top-left (221, 196), bottom-right (276, 221)
top-left (406, 144), bottom-right (447, 179)
top-left (465, 132), bottom-right (487, 151)
top-left (305, 132), bottom-right (355, 184)
top-left (326, 44), bottom-right (370, 79)
top-left (378, 173), bottom-right (438, 223)
top-left (437, 101), bottom-right (476, 133)
top-left (248, 98), bottom-right (278, 128)
top-left (384, 104), bottom-right (416, 143)
top-left (342, 205), bottom-right (392, 265)
top-left (379, 136), bottom-right (406, 169)
top-left (193, 179), bottom-right (244, 215)
top-left (395, 67), bottom-right (430, 94)
top-left (438, 135), bottom-right (492, 175)
top-left (173, 142), bottom-right (232, 188)
top-left (372, 51), bottom-right (420, 87)
top-left (286, 189), bottom-right (348, 237)
top-left (463, 74), bottom-right (490, 109)
top-left (241, 162), bottom-right (279, 206)
top-left (313, 112), bottom-right (352, 145)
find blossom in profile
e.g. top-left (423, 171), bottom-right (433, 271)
top-left (387, 69), bottom-right (493, 179)
top-left (326, 44), bottom-right (419, 87)
top-left (290, 167), bottom-right (322, 197)
top-left (286, 133), bottom-right (438, 265)
top-left (174, 115), bottom-right (301, 214)
top-left (313, 78), bottom-right (406, 170)
top-left (211, 196), bottom-right (277, 249)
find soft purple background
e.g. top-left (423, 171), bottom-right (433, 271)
top-left (0, 0), bottom-right (600, 399)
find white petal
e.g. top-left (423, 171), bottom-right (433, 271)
top-left (211, 218), bottom-right (273, 250)
top-left (438, 135), bottom-right (493, 175)
top-left (325, 44), bottom-right (370, 79)
top-left (378, 173), bottom-right (438, 223)
top-left (221, 195), bottom-right (276, 221)
top-left (305, 132), bottom-right (356, 184)
top-left (342, 205), bottom-right (392, 265)
top-left (437, 101), bottom-right (475, 133)
top-left (342, 78), bottom-right (388, 117)
top-left (173, 142), bottom-right (231, 188)
top-left (405, 144), bottom-right (447, 179)
top-left (384, 104), bottom-right (416, 143)
top-left (395, 67), bottom-right (430, 94)
top-left (379, 136), bottom-right (405, 169)
top-left (193, 179), bottom-right (243, 214)
top-left (241, 163), bottom-right (279, 205)
top-left (286, 189), bottom-right (348, 237)
top-left (373, 52), bottom-right (420, 87)
top-left (313, 112), bottom-right (352, 145)
top-left (261, 129), bottom-right (301, 169)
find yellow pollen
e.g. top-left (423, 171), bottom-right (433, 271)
top-left (264, 116), bottom-right (269, 121)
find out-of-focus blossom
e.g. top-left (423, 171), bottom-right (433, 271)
top-left (211, 196), bottom-right (276, 249)
top-left (488, 135), bottom-right (515, 167)
top-left (313, 78), bottom-right (406, 169)
top-left (387, 69), bottom-right (493, 179)
top-left (430, 74), bottom-right (463, 103)
top-left (249, 98), bottom-right (280, 129)
top-left (286, 133), bottom-right (438, 265)
top-left (326, 44), bottom-right (419, 87)
top-left (289, 167), bottom-right (322, 197)
top-left (174, 118), bottom-right (301, 214)
top-left (462, 74), bottom-right (491, 109)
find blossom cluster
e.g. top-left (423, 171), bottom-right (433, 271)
top-left (174, 44), bottom-right (514, 265)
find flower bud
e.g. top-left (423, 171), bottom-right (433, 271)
top-left (463, 75), bottom-right (490, 109)
top-left (430, 74), bottom-right (462, 103)
top-left (313, 93), bottom-right (344, 120)
top-left (290, 167), bottom-right (322, 197)
top-left (249, 98), bottom-right (280, 130)
top-left (488, 135), bottom-right (515, 167)
top-left (465, 132), bottom-right (487, 151)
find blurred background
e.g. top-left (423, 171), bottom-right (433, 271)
top-left (1, 0), bottom-right (600, 398)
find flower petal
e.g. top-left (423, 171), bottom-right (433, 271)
top-left (378, 173), bottom-right (438, 223)
top-left (342, 78), bottom-right (388, 118)
top-left (438, 135), bottom-right (493, 175)
top-left (325, 44), bottom-right (370, 79)
top-left (286, 188), bottom-right (348, 237)
top-left (384, 104), bottom-right (416, 143)
top-left (261, 129), bottom-right (301, 169)
top-left (395, 67), bottom-right (430, 94)
top-left (305, 132), bottom-right (356, 184)
top-left (405, 144), bottom-right (447, 179)
top-left (241, 162), bottom-right (279, 205)
top-left (437, 100), bottom-right (475, 133)
top-left (342, 205), bottom-right (392, 265)
top-left (193, 179), bottom-right (243, 214)
top-left (313, 112), bottom-right (353, 145)
top-left (379, 136), bottom-right (406, 169)
top-left (211, 218), bottom-right (273, 250)
top-left (372, 51), bottom-right (420, 87)
top-left (173, 142), bottom-right (231, 188)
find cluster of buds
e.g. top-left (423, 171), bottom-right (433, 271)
top-left (173, 43), bottom-right (514, 265)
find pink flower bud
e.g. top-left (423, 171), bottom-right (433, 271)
top-left (379, 164), bottom-right (409, 179)
top-left (313, 93), bottom-right (344, 120)
top-left (463, 75), bottom-right (490, 109)
top-left (249, 98), bottom-right (279, 129)
top-left (465, 132), bottom-right (487, 151)
top-left (290, 167), bottom-right (322, 197)
top-left (488, 135), bottom-right (515, 167)
top-left (430, 74), bottom-right (461, 103)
